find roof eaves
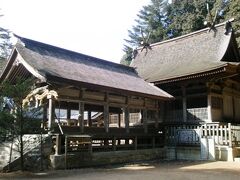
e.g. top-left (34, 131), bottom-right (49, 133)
top-left (0, 48), bottom-right (18, 83)
top-left (153, 65), bottom-right (227, 85)
top-left (15, 48), bottom-right (46, 82)
top-left (47, 74), bottom-right (172, 100)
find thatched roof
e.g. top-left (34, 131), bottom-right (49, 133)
top-left (0, 36), bottom-right (172, 100)
top-left (131, 21), bottom-right (240, 84)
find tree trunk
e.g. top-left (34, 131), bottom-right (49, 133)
top-left (19, 105), bottom-right (24, 171)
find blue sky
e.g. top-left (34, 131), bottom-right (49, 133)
top-left (0, 0), bottom-right (150, 63)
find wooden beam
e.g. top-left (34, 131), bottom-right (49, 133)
top-left (58, 96), bottom-right (158, 110)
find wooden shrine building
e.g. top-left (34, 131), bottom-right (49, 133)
top-left (131, 20), bottom-right (240, 124)
top-left (0, 35), bottom-right (172, 167)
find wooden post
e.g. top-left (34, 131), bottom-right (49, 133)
top-left (118, 113), bottom-right (121, 128)
top-left (134, 136), bottom-right (138, 150)
top-left (104, 92), bottom-right (109, 133)
top-left (159, 101), bottom-right (164, 123)
top-left (152, 136), bottom-right (156, 148)
top-left (155, 109), bottom-right (159, 129)
top-left (42, 104), bottom-right (48, 129)
top-left (143, 109), bottom-right (148, 134)
top-left (113, 136), bottom-right (116, 151)
top-left (79, 102), bottom-right (85, 133)
top-left (47, 94), bottom-right (55, 130)
top-left (67, 104), bottom-right (71, 120)
top-left (124, 107), bottom-right (129, 133)
top-left (88, 111), bottom-right (92, 127)
top-left (55, 134), bottom-right (62, 155)
top-left (207, 83), bottom-right (212, 122)
top-left (182, 86), bottom-right (187, 122)
top-left (104, 104), bottom-right (109, 133)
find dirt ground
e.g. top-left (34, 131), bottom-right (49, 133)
top-left (1, 160), bottom-right (240, 180)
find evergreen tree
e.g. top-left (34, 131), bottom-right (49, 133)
top-left (0, 78), bottom-right (38, 171)
top-left (166, 0), bottom-right (216, 37)
top-left (0, 27), bottom-right (12, 61)
top-left (121, 0), bottom-right (239, 65)
top-left (0, 11), bottom-right (13, 73)
top-left (122, 0), bottom-right (168, 64)
top-left (224, 0), bottom-right (240, 46)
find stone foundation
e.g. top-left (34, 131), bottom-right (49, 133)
top-left (50, 148), bottom-right (166, 169)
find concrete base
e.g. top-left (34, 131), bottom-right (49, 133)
top-left (50, 148), bottom-right (165, 169)
top-left (215, 146), bottom-right (234, 161)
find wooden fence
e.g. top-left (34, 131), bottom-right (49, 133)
top-left (165, 123), bottom-right (240, 147)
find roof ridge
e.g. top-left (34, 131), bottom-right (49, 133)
top-left (137, 19), bottom-right (234, 50)
top-left (14, 34), bottom-right (135, 72)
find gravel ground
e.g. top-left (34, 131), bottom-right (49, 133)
top-left (1, 160), bottom-right (240, 180)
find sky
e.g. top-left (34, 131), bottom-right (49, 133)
top-left (0, 0), bottom-right (150, 63)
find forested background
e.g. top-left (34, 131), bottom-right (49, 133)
top-left (121, 0), bottom-right (240, 65)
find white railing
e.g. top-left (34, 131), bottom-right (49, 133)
top-left (165, 123), bottom-right (240, 147)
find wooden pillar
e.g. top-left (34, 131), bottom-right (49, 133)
top-left (55, 134), bottom-right (62, 155)
top-left (155, 110), bottom-right (159, 128)
top-left (104, 104), bottom-right (109, 133)
top-left (143, 109), bottom-right (148, 134)
top-left (113, 136), bottom-right (116, 151)
top-left (182, 86), bottom-right (187, 122)
top-left (67, 104), bottom-right (71, 120)
top-left (152, 136), bottom-right (156, 148)
top-left (134, 136), bottom-right (138, 150)
top-left (42, 104), bottom-right (48, 129)
top-left (159, 101), bottom-right (164, 123)
top-left (88, 111), bottom-right (92, 127)
top-left (207, 95), bottom-right (212, 122)
top-left (118, 113), bottom-right (121, 128)
top-left (207, 83), bottom-right (212, 122)
top-left (47, 94), bottom-right (55, 130)
top-left (78, 102), bottom-right (85, 133)
top-left (124, 107), bottom-right (129, 133)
